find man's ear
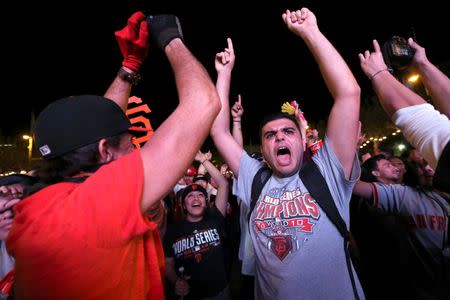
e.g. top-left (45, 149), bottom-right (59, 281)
top-left (98, 138), bottom-right (114, 164)
top-left (371, 170), bottom-right (380, 178)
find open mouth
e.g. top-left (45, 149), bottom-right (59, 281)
top-left (277, 147), bottom-right (290, 156)
top-left (276, 146), bottom-right (291, 165)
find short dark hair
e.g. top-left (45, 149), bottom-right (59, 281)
top-left (361, 154), bottom-right (387, 182)
top-left (34, 133), bottom-right (124, 184)
top-left (259, 112), bottom-right (300, 141)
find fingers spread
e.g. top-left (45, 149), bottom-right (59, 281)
top-left (358, 53), bottom-right (365, 63)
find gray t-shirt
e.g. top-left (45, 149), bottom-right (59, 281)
top-left (237, 195), bottom-right (256, 276)
top-left (233, 137), bottom-right (364, 300)
top-left (372, 183), bottom-right (450, 270)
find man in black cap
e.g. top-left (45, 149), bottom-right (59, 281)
top-left (6, 12), bottom-right (220, 300)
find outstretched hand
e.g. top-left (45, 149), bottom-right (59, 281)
top-left (215, 38), bottom-right (235, 73)
top-left (282, 8), bottom-right (318, 38)
top-left (358, 40), bottom-right (389, 80)
top-left (115, 11), bottom-right (149, 72)
top-left (195, 150), bottom-right (211, 163)
top-left (408, 38), bottom-right (428, 66)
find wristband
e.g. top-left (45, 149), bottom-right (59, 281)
top-left (370, 69), bottom-right (389, 80)
top-left (117, 67), bottom-right (141, 85)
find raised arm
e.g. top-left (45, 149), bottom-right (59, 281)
top-left (194, 150), bottom-right (229, 216)
top-left (231, 94), bottom-right (244, 147)
top-left (358, 39), bottom-right (427, 117)
top-left (282, 8), bottom-right (360, 178)
top-left (105, 11), bottom-right (148, 111)
top-left (139, 16), bottom-right (221, 212)
top-left (409, 38), bottom-right (450, 118)
top-left (210, 38), bottom-right (243, 177)
top-left (359, 40), bottom-right (450, 170)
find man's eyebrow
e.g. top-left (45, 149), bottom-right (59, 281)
top-left (263, 130), bottom-right (276, 136)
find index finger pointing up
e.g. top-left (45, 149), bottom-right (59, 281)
top-left (227, 38), bottom-right (234, 52)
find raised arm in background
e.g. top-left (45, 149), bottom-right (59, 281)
top-left (408, 38), bottom-right (450, 118)
top-left (359, 39), bottom-right (450, 173)
top-left (231, 94), bottom-right (244, 147)
top-left (194, 150), bottom-right (229, 215)
top-left (359, 40), bottom-right (429, 117)
top-left (210, 38), bottom-right (243, 177)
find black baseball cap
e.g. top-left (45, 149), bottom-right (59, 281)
top-left (181, 184), bottom-right (208, 202)
top-left (34, 95), bottom-right (147, 159)
top-left (193, 174), bottom-right (209, 183)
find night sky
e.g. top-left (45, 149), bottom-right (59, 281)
top-left (4, 1), bottom-right (450, 145)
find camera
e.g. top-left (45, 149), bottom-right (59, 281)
top-left (382, 36), bottom-right (415, 70)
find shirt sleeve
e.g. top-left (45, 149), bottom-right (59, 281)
top-left (371, 183), bottom-right (409, 214)
top-left (312, 136), bottom-right (361, 210)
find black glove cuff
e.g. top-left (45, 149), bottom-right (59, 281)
top-left (147, 15), bottom-right (184, 50)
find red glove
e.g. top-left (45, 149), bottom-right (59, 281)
top-left (115, 11), bottom-right (149, 72)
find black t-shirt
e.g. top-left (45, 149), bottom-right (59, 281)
top-left (164, 207), bottom-right (227, 299)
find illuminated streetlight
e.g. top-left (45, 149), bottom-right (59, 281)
top-left (407, 74), bottom-right (420, 83)
top-left (397, 143), bottom-right (406, 151)
top-left (22, 135), bottom-right (33, 162)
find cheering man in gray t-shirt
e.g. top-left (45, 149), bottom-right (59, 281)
top-left (210, 6), bottom-right (364, 300)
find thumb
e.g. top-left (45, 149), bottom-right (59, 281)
top-left (408, 37), bottom-right (418, 49)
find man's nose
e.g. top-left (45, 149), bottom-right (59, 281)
top-left (275, 131), bottom-right (284, 141)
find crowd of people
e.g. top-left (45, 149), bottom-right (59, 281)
top-left (0, 6), bottom-right (449, 300)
